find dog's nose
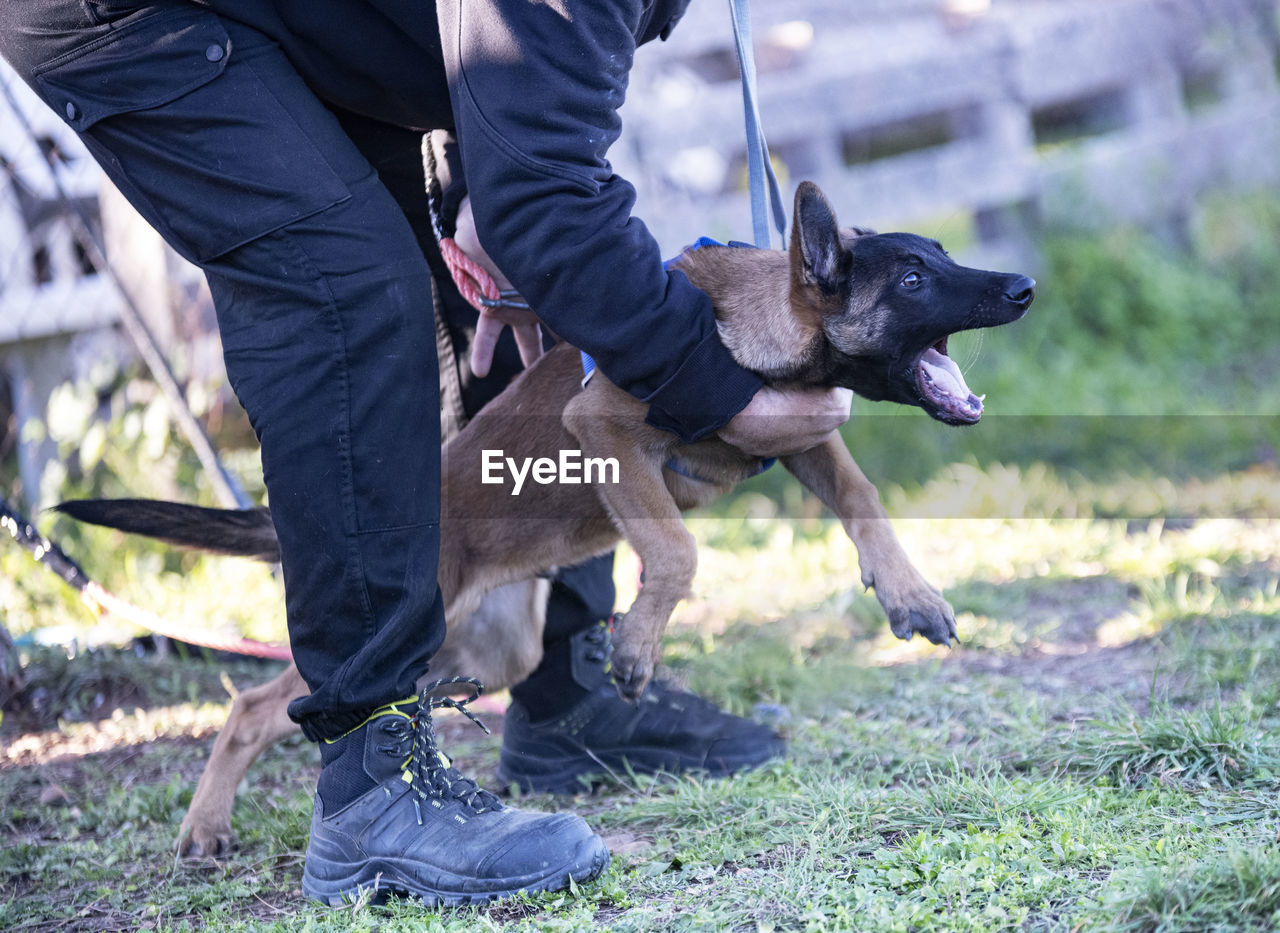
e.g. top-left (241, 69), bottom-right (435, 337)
top-left (1004, 275), bottom-right (1036, 310)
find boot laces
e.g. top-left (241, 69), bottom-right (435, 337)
top-left (384, 677), bottom-right (503, 814)
top-left (583, 618), bottom-right (612, 663)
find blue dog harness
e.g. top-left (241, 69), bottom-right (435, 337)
top-left (578, 236), bottom-right (737, 386)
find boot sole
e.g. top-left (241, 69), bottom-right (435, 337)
top-left (301, 833), bottom-right (610, 907)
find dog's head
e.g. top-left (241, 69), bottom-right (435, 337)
top-left (791, 182), bottom-right (1034, 425)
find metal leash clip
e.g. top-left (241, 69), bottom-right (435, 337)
top-left (477, 289), bottom-right (531, 310)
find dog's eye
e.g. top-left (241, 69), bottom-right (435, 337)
top-left (900, 272), bottom-right (923, 289)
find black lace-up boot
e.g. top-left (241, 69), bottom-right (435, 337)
top-left (302, 678), bottom-right (610, 906)
top-left (498, 621), bottom-right (786, 794)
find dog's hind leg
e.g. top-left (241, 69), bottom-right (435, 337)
top-left (177, 663), bottom-right (303, 858)
top-left (782, 435), bottom-right (957, 647)
top-left (176, 580), bottom-right (547, 859)
top-left (429, 579), bottom-right (550, 691)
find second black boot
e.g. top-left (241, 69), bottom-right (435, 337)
top-left (498, 621), bottom-right (785, 794)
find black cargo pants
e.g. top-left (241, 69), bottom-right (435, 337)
top-left (0, 1), bottom-right (613, 739)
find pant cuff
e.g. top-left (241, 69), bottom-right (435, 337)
top-left (293, 704), bottom-right (378, 742)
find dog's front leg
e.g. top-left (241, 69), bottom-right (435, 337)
top-left (564, 399), bottom-right (695, 700)
top-left (782, 435), bottom-right (957, 646)
top-left (603, 512), bottom-right (697, 700)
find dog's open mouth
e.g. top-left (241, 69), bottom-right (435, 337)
top-left (916, 337), bottom-right (984, 425)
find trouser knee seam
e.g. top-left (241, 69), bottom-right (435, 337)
top-left (274, 232), bottom-right (377, 643)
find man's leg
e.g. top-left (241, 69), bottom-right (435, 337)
top-left (0, 2), bottom-right (606, 903)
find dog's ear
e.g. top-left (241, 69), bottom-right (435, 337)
top-left (791, 182), bottom-right (845, 294)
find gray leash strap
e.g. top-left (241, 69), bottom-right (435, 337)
top-left (728, 0), bottom-right (788, 249)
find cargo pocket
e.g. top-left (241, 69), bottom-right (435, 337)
top-left (33, 6), bottom-right (350, 264)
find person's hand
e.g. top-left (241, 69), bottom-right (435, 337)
top-left (718, 386), bottom-right (854, 457)
top-left (469, 302), bottom-right (543, 379)
top-left (453, 197), bottom-right (543, 378)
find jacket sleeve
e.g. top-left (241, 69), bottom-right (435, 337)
top-left (435, 0), bottom-right (761, 442)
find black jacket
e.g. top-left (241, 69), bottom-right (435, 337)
top-left (205, 0), bottom-right (763, 442)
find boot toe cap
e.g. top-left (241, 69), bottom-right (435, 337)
top-left (476, 811), bottom-right (609, 882)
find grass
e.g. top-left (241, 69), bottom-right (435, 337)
top-left (1100, 847), bottom-right (1280, 933)
top-left (3, 497), bottom-right (1279, 931)
top-left (1052, 702), bottom-right (1280, 789)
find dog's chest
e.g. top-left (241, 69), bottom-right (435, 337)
top-left (660, 446), bottom-right (771, 511)
top-left (663, 471), bottom-right (732, 510)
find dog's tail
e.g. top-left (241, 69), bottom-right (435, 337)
top-left (54, 499), bottom-right (281, 563)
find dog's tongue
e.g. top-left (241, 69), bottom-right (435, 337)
top-left (920, 348), bottom-right (969, 397)
top-left (920, 347), bottom-right (983, 416)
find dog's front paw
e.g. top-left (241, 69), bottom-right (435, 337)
top-left (611, 652), bottom-right (655, 702)
top-left (874, 572), bottom-right (958, 647)
top-left (887, 603), bottom-right (958, 646)
top-left (177, 816), bottom-right (236, 859)
top-left (609, 614), bottom-right (658, 701)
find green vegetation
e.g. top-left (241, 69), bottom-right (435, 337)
top-left (830, 190), bottom-right (1280, 490)
top-left (3, 513), bottom-right (1279, 930)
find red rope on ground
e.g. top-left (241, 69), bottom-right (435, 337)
top-left (80, 581), bottom-right (293, 662)
top-left (4, 495), bottom-right (293, 661)
top-left (439, 236), bottom-right (501, 311)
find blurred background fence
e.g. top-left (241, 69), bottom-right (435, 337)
top-left (1, 0), bottom-right (1279, 512)
top-left (619, 0), bottom-right (1280, 264)
top-left (0, 60), bottom-right (230, 511)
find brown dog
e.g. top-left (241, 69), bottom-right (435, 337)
top-left (61, 181), bottom-right (1034, 856)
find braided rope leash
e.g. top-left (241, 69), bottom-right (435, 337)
top-left (439, 236), bottom-right (532, 315)
top-left (1, 495), bottom-right (291, 661)
top-left (438, 236), bottom-right (500, 311)
top-left (423, 134), bottom-right (528, 316)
